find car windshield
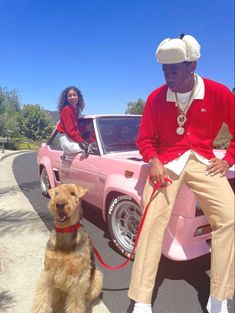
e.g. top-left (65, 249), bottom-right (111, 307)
top-left (97, 116), bottom-right (141, 153)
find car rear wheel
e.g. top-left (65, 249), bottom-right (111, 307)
top-left (107, 195), bottom-right (142, 258)
top-left (40, 167), bottom-right (51, 197)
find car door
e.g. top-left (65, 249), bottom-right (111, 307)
top-left (59, 118), bottom-right (103, 209)
top-left (45, 130), bottom-right (67, 183)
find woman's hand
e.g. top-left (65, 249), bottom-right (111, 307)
top-left (79, 141), bottom-right (89, 153)
top-left (149, 157), bottom-right (168, 185)
top-left (206, 158), bottom-right (230, 177)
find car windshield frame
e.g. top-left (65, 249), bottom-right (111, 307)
top-left (95, 115), bottom-right (141, 154)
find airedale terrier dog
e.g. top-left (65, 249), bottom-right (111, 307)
top-left (31, 183), bottom-right (103, 313)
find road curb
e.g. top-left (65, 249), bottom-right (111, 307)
top-left (0, 150), bottom-right (32, 161)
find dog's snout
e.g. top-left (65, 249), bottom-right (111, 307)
top-left (56, 202), bottom-right (65, 210)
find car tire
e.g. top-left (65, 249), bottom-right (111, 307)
top-left (40, 167), bottom-right (51, 197)
top-left (107, 195), bottom-right (142, 258)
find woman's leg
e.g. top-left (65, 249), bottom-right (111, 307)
top-left (59, 134), bottom-right (83, 154)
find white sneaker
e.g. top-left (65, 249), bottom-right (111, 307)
top-left (132, 302), bottom-right (153, 313)
top-left (206, 296), bottom-right (228, 313)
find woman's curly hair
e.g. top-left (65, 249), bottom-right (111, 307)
top-left (58, 86), bottom-right (85, 115)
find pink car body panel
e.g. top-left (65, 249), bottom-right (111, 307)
top-left (37, 115), bottom-right (234, 261)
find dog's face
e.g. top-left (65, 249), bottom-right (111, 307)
top-left (48, 184), bottom-right (88, 227)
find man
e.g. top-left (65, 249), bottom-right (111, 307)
top-left (128, 34), bottom-right (234, 313)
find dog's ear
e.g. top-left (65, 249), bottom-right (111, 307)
top-left (75, 185), bottom-right (88, 198)
top-left (48, 188), bottom-right (55, 198)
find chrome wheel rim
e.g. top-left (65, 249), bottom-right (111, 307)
top-left (40, 168), bottom-right (50, 194)
top-left (111, 200), bottom-right (141, 253)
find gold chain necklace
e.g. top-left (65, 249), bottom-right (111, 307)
top-left (174, 76), bottom-right (197, 135)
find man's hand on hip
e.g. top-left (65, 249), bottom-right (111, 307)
top-left (206, 158), bottom-right (230, 177)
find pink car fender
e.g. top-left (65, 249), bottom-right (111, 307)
top-left (38, 155), bottom-right (56, 189)
top-left (103, 174), bottom-right (143, 220)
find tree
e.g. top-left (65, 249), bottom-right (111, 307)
top-left (125, 98), bottom-right (145, 114)
top-left (0, 87), bottom-right (21, 137)
top-left (19, 104), bottom-right (53, 141)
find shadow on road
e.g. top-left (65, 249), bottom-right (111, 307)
top-left (153, 253), bottom-right (210, 312)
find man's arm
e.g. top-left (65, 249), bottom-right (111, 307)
top-left (137, 95), bottom-right (168, 183)
top-left (207, 88), bottom-right (234, 176)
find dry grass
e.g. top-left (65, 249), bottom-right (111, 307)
top-left (213, 124), bottom-right (232, 149)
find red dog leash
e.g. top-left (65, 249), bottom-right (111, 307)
top-left (94, 177), bottom-right (172, 270)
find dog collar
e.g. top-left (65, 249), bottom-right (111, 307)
top-left (54, 222), bottom-right (81, 233)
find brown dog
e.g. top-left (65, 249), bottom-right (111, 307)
top-left (31, 184), bottom-right (103, 313)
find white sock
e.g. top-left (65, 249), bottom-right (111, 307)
top-left (133, 302), bottom-right (152, 313)
top-left (206, 296), bottom-right (228, 313)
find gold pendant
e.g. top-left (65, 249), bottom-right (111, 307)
top-left (176, 126), bottom-right (185, 135)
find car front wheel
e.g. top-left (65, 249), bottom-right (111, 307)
top-left (107, 195), bottom-right (142, 258)
top-left (40, 167), bottom-right (51, 197)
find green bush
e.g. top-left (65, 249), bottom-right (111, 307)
top-left (6, 137), bottom-right (40, 150)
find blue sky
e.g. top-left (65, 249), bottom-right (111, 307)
top-left (0, 0), bottom-right (234, 114)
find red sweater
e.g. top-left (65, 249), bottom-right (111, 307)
top-left (56, 105), bottom-right (85, 142)
top-left (137, 78), bottom-right (235, 166)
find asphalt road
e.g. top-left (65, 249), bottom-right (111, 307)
top-left (12, 151), bottom-right (234, 313)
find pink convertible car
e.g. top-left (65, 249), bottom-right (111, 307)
top-left (37, 115), bottom-right (234, 260)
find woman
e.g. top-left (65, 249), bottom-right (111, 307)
top-left (57, 86), bottom-right (88, 154)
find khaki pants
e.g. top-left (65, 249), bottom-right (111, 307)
top-left (128, 154), bottom-right (234, 303)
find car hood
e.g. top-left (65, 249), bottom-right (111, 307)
top-left (104, 149), bottom-right (235, 168)
top-left (104, 151), bottom-right (144, 163)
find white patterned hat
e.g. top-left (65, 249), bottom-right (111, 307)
top-left (156, 34), bottom-right (201, 64)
